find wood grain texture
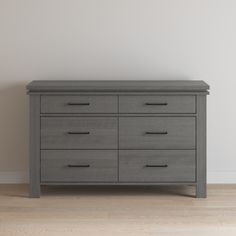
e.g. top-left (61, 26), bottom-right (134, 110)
top-left (119, 95), bottom-right (196, 113)
top-left (0, 184), bottom-right (235, 236)
top-left (41, 95), bottom-right (118, 114)
top-left (27, 80), bottom-right (210, 92)
top-left (41, 150), bottom-right (118, 182)
top-left (119, 117), bottom-right (195, 149)
top-left (41, 117), bottom-right (118, 149)
top-left (119, 150), bottom-right (195, 182)
top-left (29, 95), bottom-right (41, 198)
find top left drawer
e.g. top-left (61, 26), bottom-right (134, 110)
top-left (41, 95), bottom-right (118, 114)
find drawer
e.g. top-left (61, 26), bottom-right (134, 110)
top-left (119, 150), bottom-right (195, 182)
top-left (41, 95), bottom-right (118, 113)
top-left (41, 117), bottom-right (117, 149)
top-left (119, 117), bottom-right (195, 149)
top-left (119, 96), bottom-right (195, 113)
top-left (41, 150), bottom-right (117, 182)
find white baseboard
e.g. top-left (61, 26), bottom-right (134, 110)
top-left (207, 171), bottom-right (236, 184)
top-left (0, 171), bottom-right (29, 184)
top-left (0, 171), bottom-right (236, 184)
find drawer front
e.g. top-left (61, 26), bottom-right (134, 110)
top-left (119, 96), bottom-right (195, 113)
top-left (119, 150), bottom-right (195, 182)
top-left (41, 95), bottom-right (118, 113)
top-left (119, 117), bottom-right (195, 149)
top-left (41, 150), bottom-right (117, 182)
top-left (41, 117), bottom-right (117, 149)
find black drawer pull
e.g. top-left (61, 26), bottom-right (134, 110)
top-left (67, 102), bottom-right (90, 106)
top-left (145, 102), bottom-right (168, 106)
top-left (145, 131), bottom-right (168, 135)
top-left (67, 132), bottom-right (90, 135)
top-left (67, 164), bottom-right (90, 168)
top-left (145, 164), bottom-right (168, 168)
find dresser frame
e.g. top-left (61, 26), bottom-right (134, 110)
top-left (27, 81), bottom-right (209, 198)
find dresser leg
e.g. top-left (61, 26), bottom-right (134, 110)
top-left (196, 183), bottom-right (207, 198)
top-left (29, 183), bottom-right (41, 198)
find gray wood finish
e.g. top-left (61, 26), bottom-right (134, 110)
top-left (119, 95), bottom-right (195, 114)
top-left (27, 80), bottom-right (209, 92)
top-left (119, 150), bottom-right (195, 182)
top-left (196, 95), bottom-right (207, 198)
top-left (119, 117), bottom-right (195, 149)
top-left (29, 95), bottom-right (41, 198)
top-left (41, 95), bottom-right (118, 114)
top-left (41, 182), bottom-right (196, 186)
top-left (41, 117), bottom-right (118, 149)
top-left (27, 80), bottom-right (209, 198)
top-left (41, 113), bottom-right (198, 117)
top-left (41, 150), bottom-right (117, 182)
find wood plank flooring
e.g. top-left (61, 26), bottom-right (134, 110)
top-left (0, 184), bottom-right (236, 236)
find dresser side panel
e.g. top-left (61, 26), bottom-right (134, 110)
top-left (196, 95), bottom-right (207, 197)
top-left (29, 95), bottom-right (41, 197)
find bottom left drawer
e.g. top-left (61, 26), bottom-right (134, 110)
top-left (41, 150), bottom-right (118, 182)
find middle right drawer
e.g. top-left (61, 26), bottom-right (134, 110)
top-left (119, 117), bottom-right (195, 149)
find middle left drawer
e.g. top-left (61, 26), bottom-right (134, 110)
top-left (41, 117), bottom-right (118, 149)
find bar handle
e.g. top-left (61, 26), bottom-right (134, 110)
top-left (67, 102), bottom-right (90, 106)
top-left (67, 164), bottom-right (90, 168)
top-left (67, 131), bottom-right (90, 135)
top-left (145, 131), bottom-right (168, 135)
top-left (145, 102), bottom-right (168, 106)
top-left (145, 164), bottom-right (168, 168)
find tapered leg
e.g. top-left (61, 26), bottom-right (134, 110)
top-left (29, 95), bottom-right (41, 198)
top-left (29, 180), bottom-right (40, 198)
top-left (196, 183), bottom-right (206, 198)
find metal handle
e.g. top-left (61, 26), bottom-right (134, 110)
top-left (145, 131), bottom-right (168, 135)
top-left (67, 102), bottom-right (90, 106)
top-left (145, 164), bottom-right (168, 168)
top-left (67, 131), bottom-right (90, 135)
top-left (67, 164), bottom-right (90, 168)
top-left (145, 102), bottom-right (168, 106)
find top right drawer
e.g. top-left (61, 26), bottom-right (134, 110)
top-left (119, 96), bottom-right (195, 114)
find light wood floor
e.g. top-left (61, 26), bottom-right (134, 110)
top-left (0, 184), bottom-right (236, 236)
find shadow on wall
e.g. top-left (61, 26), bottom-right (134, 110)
top-left (0, 82), bottom-right (29, 171)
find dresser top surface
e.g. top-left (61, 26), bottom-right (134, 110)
top-left (27, 80), bottom-right (209, 92)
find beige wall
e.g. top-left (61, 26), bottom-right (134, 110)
top-left (0, 0), bottom-right (236, 183)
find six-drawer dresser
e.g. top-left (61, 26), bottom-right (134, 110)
top-left (27, 80), bottom-right (209, 198)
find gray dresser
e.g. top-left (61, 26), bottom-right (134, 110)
top-left (27, 80), bottom-right (209, 198)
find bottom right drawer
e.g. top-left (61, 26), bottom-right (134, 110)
top-left (119, 150), bottom-right (195, 182)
